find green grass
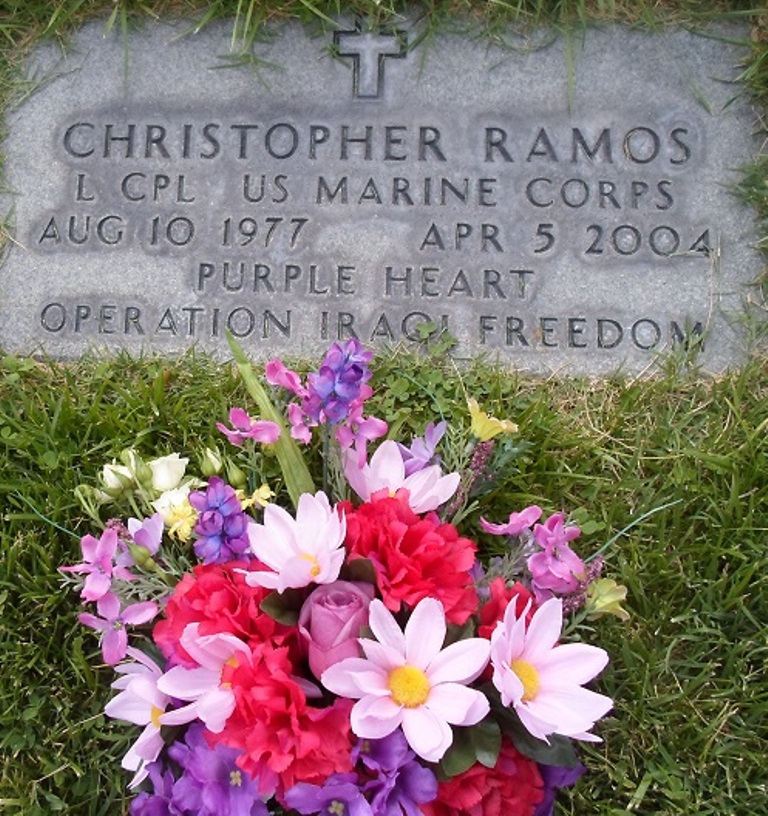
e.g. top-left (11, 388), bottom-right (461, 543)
top-left (0, 349), bottom-right (766, 814)
top-left (0, 0), bottom-right (767, 814)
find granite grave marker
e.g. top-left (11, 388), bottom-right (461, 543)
top-left (0, 17), bottom-right (762, 372)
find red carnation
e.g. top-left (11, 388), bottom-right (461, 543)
top-left (341, 496), bottom-right (478, 624)
top-left (422, 739), bottom-right (544, 816)
top-left (478, 578), bottom-right (535, 639)
top-left (153, 560), bottom-right (298, 666)
top-left (215, 642), bottom-right (354, 796)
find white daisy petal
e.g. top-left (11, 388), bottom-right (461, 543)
top-left (322, 658), bottom-right (388, 698)
top-left (352, 695), bottom-right (403, 737)
top-left (426, 637), bottom-right (490, 685)
top-left (401, 705), bottom-right (453, 762)
top-left (426, 683), bottom-right (489, 726)
top-left (491, 595), bottom-right (612, 743)
top-left (404, 597), bottom-right (446, 668)
top-left (368, 599), bottom-right (406, 654)
top-left (521, 597), bottom-right (563, 662)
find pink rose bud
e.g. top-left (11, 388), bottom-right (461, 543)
top-left (298, 580), bottom-right (375, 680)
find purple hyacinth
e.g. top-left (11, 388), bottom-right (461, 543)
top-left (188, 477), bottom-right (251, 565)
top-left (305, 339), bottom-right (374, 425)
top-left (168, 724), bottom-right (267, 816)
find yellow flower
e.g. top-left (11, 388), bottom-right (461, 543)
top-left (584, 578), bottom-right (630, 621)
top-left (166, 500), bottom-right (198, 543)
top-left (238, 484), bottom-right (275, 510)
top-left (468, 398), bottom-right (518, 441)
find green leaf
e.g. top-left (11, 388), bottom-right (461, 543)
top-left (510, 726), bottom-right (579, 767)
top-left (439, 727), bottom-right (478, 777)
top-left (471, 717), bottom-right (503, 768)
top-left (340, 557), bottom-right (378, 585)
top-left (438, 718), bottom-right (502, 778)
top-left (226, 331), bottom-right (315, 509)
top-left (259, 588), bottom-right (306, 625)
top-left (444, 618), bottom-right (476, 647)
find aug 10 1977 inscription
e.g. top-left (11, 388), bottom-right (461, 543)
top-left (0, 18), bottom-right (762, 372)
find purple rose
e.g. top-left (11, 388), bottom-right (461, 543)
top-left (299, 580), bottom-right (375, 679)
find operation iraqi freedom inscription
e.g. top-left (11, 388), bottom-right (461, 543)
top-left (0, 19), bottom-right (762, 373)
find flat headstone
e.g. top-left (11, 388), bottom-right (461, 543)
top-left (0, 17), bottom-right (762, 373)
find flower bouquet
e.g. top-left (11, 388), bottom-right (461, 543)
top-left (61, 336), bottom-right (627, 816)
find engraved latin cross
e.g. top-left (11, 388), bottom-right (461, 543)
top-left (334, 28), bottom-right (407, 99)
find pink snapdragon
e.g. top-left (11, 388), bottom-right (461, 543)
top-left (78, 592), bottom-right (159, 665)
top-left (59, 527), bottom-right (135, 602)
top-left (528, 513), bottom-right (586, 602)
top-left (216, 407), bottom-right (281, 447)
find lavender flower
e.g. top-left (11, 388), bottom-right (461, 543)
top-left (168, 724), bottom-right (267, 816)
top-left (353, 733), bottom-right (438, 816)
top-left (188, 477), bottom-right (251, 564)
top-left (129, 761), bottom-right (178, 816)
top-left (533, 762), bottom-right (587, 816)
top-left (284, 772), bottom-right (373, 816)
top-left (396, 421), bottom-right (447, 477)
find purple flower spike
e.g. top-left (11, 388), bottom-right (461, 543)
top-left (188, 477), bottom-right (252, 564)
top-left (78, 591), bottom-right (159, 665)
top-left (306, 339), bottom-right (374, 426)
top-left (267, 340), bottom-right (378, 444)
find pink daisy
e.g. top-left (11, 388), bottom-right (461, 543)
top-left (490, 596), bottom-right (613, 742)
top-left (321, 597), bottom-right (490, 762)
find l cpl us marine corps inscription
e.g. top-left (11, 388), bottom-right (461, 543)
top-left (0, 19), bottom-right (762, 373)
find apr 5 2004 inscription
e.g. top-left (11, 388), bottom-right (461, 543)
top-left (0, 19), bottom-right (762, 372)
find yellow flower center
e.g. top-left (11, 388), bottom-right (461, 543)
top-left (300, 553), bottom-right (321, 578)
top-left (388, 665), bottom-right (431, 708)
top-left (150, 705), bottom-right (164, 729)
top-left (328, 801), bottom-right (346, 816)
top-left (511, 659), bottom-right (540, 702)
top-left (229, 770), bottom-right (242, 787)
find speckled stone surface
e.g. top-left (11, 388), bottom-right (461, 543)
top-left (0, 18), bottom-right (761, 372)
